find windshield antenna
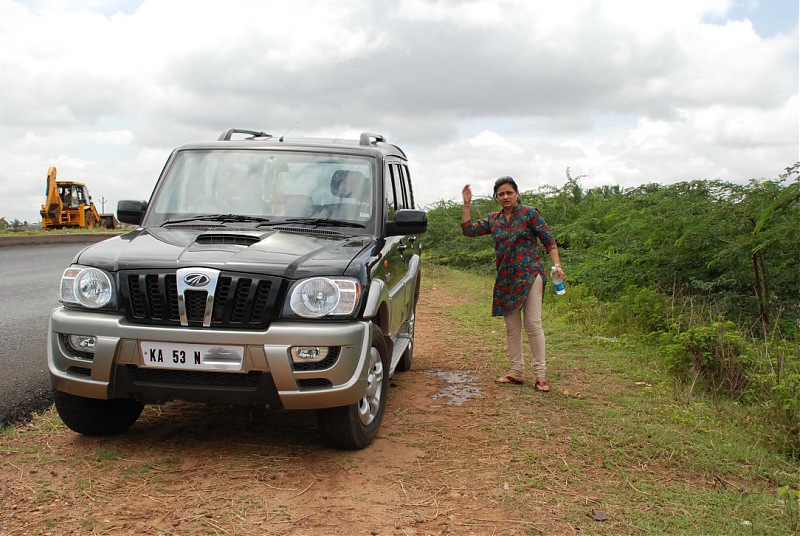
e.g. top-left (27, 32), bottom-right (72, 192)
top-left (279, 120), bottom-right (299, 142)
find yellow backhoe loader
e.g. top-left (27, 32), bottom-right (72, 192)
top-left (40, 167), bottom-right (116, 229)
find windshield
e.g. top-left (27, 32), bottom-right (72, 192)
top-left (144, 149), bottom-right (375, 228)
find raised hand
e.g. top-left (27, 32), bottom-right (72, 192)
top-left (462, 184), bottom-right (472, 205)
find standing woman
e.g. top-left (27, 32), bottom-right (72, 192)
top-left (461, 177), bottom-right (564, 392)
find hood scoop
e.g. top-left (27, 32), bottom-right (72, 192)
top-left (194, 231), bottom-right (266, 246)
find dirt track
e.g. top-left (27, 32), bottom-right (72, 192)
top-left (1, 272), bottom-right (601, 535)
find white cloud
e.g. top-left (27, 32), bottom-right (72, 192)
top-left (469, 131), bottom-right (524, 153)
top-left (0, 0), bottom-right (796, 223)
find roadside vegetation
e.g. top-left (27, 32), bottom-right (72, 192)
top-left (1, 164), bottom-right (797, 533)
top-left (433, 264), bottom-right (800, 534)
top-left (425, 162), bottom-right (799, 456)
top-left (0, 217), bottom-right (29, 229)
top-left (0, 217), bottom-right (36, 233)
top-left (0, 228), bottom-right (126, 236)
top-left (422, 163), bottom-right (800, 530)
top-left (2, 264), bottom-right (799, 534)
top-left (0, 221), bottom-right (129, 237)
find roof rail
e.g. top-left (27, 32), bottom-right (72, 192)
top-left (359, 132), bottom-right (385, 146)
top-left (218, 129), bottom-right (273, 141)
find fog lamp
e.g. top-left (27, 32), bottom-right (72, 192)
top-left (67, 335), bottom-right (97, 354)
top-left (290, 346), bottom-right (329, 363)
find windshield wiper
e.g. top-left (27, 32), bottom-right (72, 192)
top-left (162, 214), bottom-right (271, 226)
top-left (280, 217), bottom-right (365, 228)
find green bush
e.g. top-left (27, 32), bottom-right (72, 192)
top-left (777, 485), bottom-right (800, 534)
top-left (607, 285), bottom-right (669, 335)
top-left (750, 338), bottom-right (800, 454)
top-left (663, 320), bottom-right (750, 398)
top-left (548, 283), bottom-right (611, 337)
top-left (771, 371), bottom-right (800, 451)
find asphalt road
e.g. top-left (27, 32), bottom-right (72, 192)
top-left (0, 242), bottom-right (93, 425)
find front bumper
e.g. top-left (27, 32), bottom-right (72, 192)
top-left (47, 307), bottom-right (372, 410)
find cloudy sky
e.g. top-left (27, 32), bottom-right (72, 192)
top-left (1, 0), bottom-right (797, 224)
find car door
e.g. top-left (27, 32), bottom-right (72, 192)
top-left (380, 161), bottom-right (420, 337)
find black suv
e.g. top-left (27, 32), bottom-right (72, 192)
top-left (47, 128), bottom-right (426, 449)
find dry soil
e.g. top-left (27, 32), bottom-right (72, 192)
top-left (2, 276), bottom-right (607, 536)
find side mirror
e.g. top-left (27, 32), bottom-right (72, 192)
top-left (386, 209), bottom-right (427, 236)
top-left (117, 200), bottom-right (148, 225)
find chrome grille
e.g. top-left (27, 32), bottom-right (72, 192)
top-left (184, 290), bottom-right (208, 320)
top-left (121, 270), bottom-right (281, 328)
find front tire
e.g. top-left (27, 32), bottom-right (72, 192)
top-left (84, 210), bottom-right (96, 229)
top-left (53, 390), bottom-right (144, 436)
top-left (317, 324), bottom-right (389, 449)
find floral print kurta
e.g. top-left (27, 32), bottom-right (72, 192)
top-left (462, 205), bottom-right (558, 316)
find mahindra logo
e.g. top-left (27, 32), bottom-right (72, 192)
top-left (184, 273), bottom-right (210, 287)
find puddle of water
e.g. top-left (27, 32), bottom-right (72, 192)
top-left (422, 369), bottom-right (484, 406)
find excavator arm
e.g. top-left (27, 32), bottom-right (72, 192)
top-left (40, 166), bottom-right (62, 226)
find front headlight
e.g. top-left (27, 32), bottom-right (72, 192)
top-left (287, 277), bottom-right (360, 318)
top-left (59, 266), bottom-right (114, 309)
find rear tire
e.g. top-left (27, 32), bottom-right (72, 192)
top-left (53, 390), bottom-right (143, 436)
top-left (317, 324), bottom-right (389, 449)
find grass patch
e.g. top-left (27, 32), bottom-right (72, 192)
top-left (2, 263), bottom-right (797, 534)
top-left (423, 265), bottom-right (800, 534)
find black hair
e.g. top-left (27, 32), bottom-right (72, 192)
top-left (493, 176), bottom-right (519, 199)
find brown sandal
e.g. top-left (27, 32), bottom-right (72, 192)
top-left (495, 375), bottom-right (524, 385)
top-left (535, 379), bottom-right (550, 392)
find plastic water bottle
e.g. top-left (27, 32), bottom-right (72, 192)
top-left (550, 266), bottom-right (565, 295)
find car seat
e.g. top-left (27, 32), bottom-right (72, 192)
top-left (329, 170), bottom-right (371, 220)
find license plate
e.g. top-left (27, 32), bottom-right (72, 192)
top-left (139, 341), bottom-right (244, 372)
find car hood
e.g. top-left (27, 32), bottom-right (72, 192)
top-left (74, 227), bottom-right (376, 279)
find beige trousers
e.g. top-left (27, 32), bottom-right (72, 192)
top-left (503, 275), bottom-right (546, 379)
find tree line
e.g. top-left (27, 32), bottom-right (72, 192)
top-left (0, 217), bottom-right (31, 229)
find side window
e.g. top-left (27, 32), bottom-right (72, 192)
top-left (385, 164), bottom-right (400, 220)
top-left (385, 162), bottom-right (415, 219)
top-left (398, 164), bottom-right (415, 209)
top-left (395, 165), bottom-right (407, 209)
